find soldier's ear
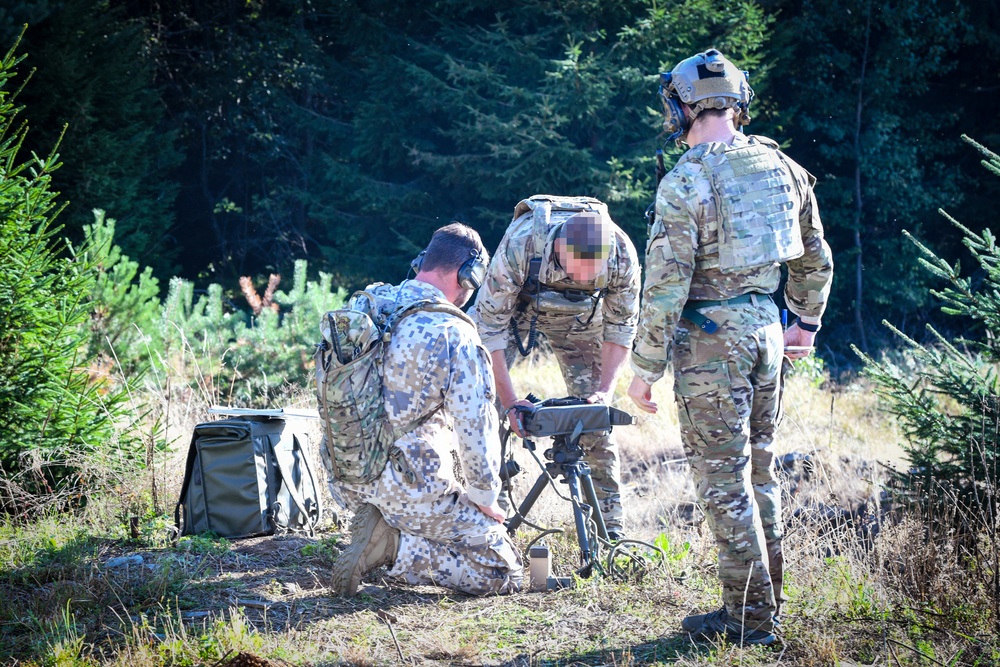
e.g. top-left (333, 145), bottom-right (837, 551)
top-left (553, 236), bottom-right (566, 262)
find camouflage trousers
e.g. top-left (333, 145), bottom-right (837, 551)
top-left (672, 296), bottom-right (784, 631)
top-left (329, 450), bottom-right (523, 596)
top-left (506, 314), bottom-right (623, 531)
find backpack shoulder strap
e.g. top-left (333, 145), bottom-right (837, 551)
top-left (518, 194), bottom-right (608, 286)
top-left (381, 300), bottom-right (476, 440)
top-left (269, 430), bottom-right (320, 535)
top-left (387, 299), bottom-right (475, 332)
top-left (292, 430), bottom-right (323, 528)
top-left (526, 197), bottom-right (553, 262)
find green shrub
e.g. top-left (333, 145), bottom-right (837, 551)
top-left (855, 135), bottom-right (999, 633)
top-left (857, 137), bottom-right (1000, 510)
top-left (75, 209), bottom-right (161, 375)
top-left (160, 260), bottom-right (346, 406)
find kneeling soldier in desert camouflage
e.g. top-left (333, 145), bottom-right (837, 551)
top-left (329, 223), bottom-right (523, 596)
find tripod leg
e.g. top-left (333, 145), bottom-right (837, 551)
top-left (504, 471), bottom-right (549, 535)
top-left (579, 464), bottom-right (610, 542)
top-left (563, 468), bottom-right (593, 569)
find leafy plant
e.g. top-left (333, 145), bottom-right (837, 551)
top-left (652, 532), bottom-right (691, 564)
top-left (789, 354), bottom-right (827, 389)
top-left (175, 534), bottom-right (230, 556)
top-left (300, 535), bottom-right (342, 562)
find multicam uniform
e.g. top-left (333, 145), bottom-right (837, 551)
top-left (631, 134), bottom-right (833, 630)
top-left (328, 280), bottom-right (523, 595)
top-left (472, 198), bottom-right (641, 531)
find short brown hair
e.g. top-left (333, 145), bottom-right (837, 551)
top-left (692, 107), bottom-right (731, 123)
top-left (563, 212), bottom-right (611, 260)
top-left (420, 222), bottom-right (488, 272)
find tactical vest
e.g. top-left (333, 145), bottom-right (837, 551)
top-left (505, 195), bottom-right (616, 355)
top-left (510, 194), bottom-right (612, 315)
top-left (694, 141), bottom-right (804, 273)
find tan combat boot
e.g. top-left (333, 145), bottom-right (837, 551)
top-left (332, 503), bottom-right (400, 596)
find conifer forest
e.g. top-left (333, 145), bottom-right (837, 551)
top-left (4, 0), bottom-right (998, 357)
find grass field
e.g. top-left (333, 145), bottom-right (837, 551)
top-left (1, 356), bottom-right (997, 666)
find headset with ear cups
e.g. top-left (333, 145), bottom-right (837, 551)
top-left (411, 247), bottom-right (487, 290)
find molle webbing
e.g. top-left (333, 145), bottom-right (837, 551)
top-left (705, 144), bottom-right (804, 273)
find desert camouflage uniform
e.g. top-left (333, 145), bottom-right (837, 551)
top-left (328, 280), bottom-right (523, 595)
top-left (631, 134), bottom-right (833, 631)
top-left (472, 206), bottom-right (641, 531)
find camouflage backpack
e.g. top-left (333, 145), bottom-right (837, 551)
top-left (314, 285), bottom-right (473, 485)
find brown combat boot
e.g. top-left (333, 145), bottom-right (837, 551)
top-left (332, 503), bottom-right (400, 596)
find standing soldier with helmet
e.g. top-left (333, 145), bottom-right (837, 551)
top-left (471, 195), bottom-right (641, 541)
top-left (627, 49), bottom-right (833, 645)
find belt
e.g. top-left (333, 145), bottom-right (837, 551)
top-left (681, 293), bottom-right (769, 334)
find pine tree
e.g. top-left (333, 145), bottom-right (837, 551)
top-left (0, 35), bottom-right (134, 512)
top-left (856, 137), bottom-right (999, 628)
top-left (769, 0), bottom-right (972, 352)
top-left (17, 0), bottom-right (183, 279)
top-left (75, 209), bottom-right (161, 374)
top-left (317, 0), bottom-right (773, 285)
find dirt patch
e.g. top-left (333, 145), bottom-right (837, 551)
top-left (215, 651), bottom-right (283, 667)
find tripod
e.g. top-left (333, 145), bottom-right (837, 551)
top-left (504, 429), bottom-right (609, 576)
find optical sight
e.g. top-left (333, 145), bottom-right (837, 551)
top-left (516, 395), bottom-right (635, 439)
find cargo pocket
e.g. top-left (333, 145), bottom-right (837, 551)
top-left (674, 360), bottom-right (745, 443)
top-left (645, 235), bottom-right (681, 282)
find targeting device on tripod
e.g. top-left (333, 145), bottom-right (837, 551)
top-left (504, 396), bottom-right (635, 576)
top-left (520, 396), bottom-right (635, 440)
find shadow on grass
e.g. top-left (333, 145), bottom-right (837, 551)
top-left (0, 531), bottom-right (115, 661)
top-left (1, 530), bottom-right (713, 664)
top-left (530, 634), bottom-right (718, 666)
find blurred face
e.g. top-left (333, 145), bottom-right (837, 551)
top-left (555, 237), bottom-right (605, 283)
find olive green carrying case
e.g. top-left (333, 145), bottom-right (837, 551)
top-left (174, 417), bottom-right (322, 538)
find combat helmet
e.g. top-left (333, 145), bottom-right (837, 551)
top-left (658, 49), bottom-right (754, 142)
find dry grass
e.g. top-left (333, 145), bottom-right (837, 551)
top-left (1, 355), bottom-right (997, 666)
top-left (504, 356), bottom-right (908, 547)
